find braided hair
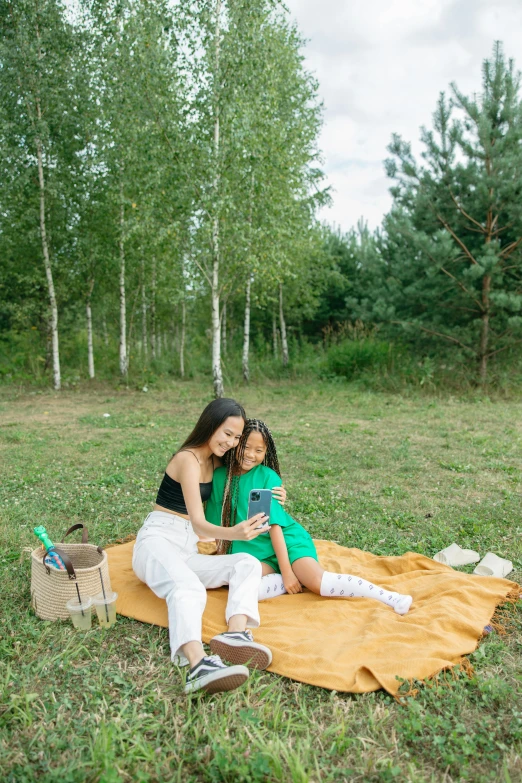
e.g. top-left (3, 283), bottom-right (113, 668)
top-left (216, 419), bottom-right (281, 555)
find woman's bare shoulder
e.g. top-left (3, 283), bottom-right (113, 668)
top-left (166, 450), bottom-right (200, 479)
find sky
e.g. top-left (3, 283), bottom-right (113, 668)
top-left (285, 0), bottom-right (522, 232)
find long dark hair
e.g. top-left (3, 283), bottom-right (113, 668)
top-left (177, 398), bottom-right (246, 453)
top-left (216, 419), bottom-right (281, 555)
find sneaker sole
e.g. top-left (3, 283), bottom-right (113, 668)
top-left (184, 667), bottom-right (249, 695)
top-left (209, 638), bottom-right (272, 670)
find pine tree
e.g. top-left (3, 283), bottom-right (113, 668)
top-left (384, 43), bottom-right (522, 382)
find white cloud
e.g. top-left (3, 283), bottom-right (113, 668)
top-left (285, 0), bottom-right (522, 231)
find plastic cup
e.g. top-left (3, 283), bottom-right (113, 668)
top-left (66, 596), bottom-right (93, 630)
top-left (92, 591), bottom-right (118, 628)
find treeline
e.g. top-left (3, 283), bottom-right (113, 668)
top-left (0, 0), bottom-right (326, 394)
top-left (1, 5), bottom-right (522, 393)
top-left (313, 43), bottom-right (522, 387)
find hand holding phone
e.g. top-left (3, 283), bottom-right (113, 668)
top-left (248, 489), bottom-right (272, 532)
top-left (234, 514), bottom-right (269, 540)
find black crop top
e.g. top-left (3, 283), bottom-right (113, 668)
top-left (155, 451), bottom-right (214, 515)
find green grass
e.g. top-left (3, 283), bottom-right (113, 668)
top-left (1, 379), bottom-right (521, 782)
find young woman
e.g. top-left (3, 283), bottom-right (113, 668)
top-left (205, 419), bottom-right (413, 616)
top-left (133, 400), bottom-right (284, 695)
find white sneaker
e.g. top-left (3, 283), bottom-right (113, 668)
top-left (184, 654), bottom-right (249, 695)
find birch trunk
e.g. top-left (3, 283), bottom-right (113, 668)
top-left (141, 258), bottom-right (148, 360)
top-left (222, 301), bottom-right (227, 356)
top-left (34, 24), bottom-right (60, 390)
top-left (211, 262), bottom-right (223, 397)
top-left (45, 319), bottom-right (52, 371)
top-left (211, 0), bottom-right (224, 398)
top-left (272, 312), bottom-right (279, 359)
top-left (86, 278), bottom-right (95, 379)
top-left (151, 257), bottom-right (157, 359)
top-left (119, 184), bottom-right (128, 376)
top-left (36, 122), bottom-right (60, 390)
top-left (279, 282), bottom-right (289, 366)
top-left (242, 173), bottom-right (255, 383)
top-left (242, 276), bottom-right (251, 382)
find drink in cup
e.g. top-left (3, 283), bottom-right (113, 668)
top-left (66, 596), bottom-right (93, 630)
top-left (92, 591), bottom-right (118, 628)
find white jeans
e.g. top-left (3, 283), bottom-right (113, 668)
top-left (132, 511), bottom-right (262, 665)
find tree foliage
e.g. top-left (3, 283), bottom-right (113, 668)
top-left (313, 43), bottom-right (522, 384)
top-left (2, 16), bottom-right (522, 391)
top-left (0, 0), bottom-right (325, 392)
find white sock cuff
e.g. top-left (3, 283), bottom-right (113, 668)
top-left (320, 570), bottom-right (348, 597)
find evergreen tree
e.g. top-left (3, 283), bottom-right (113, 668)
top-left (383, 43), bottom-right (522, 381)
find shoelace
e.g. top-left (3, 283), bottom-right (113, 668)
top-left (203, 654), bottom-right (224, 667)
top-left (222, 629), bottom-right (254, 641)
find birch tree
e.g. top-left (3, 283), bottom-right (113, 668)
top-left (237, 11), bottom-right (326, 376)
top-left (0, 0), bottom-right (84, 389)
top-left (210, 0), bottom-right (224, 396)
top-left (87, 1), bottom-right (147, 378)
top-left (0, 0), bottom-right (328, 386)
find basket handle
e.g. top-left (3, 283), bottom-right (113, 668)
top-left (62, 524), bottom-right (89, 544)
top-left (61, 523), bottom-right (104, 556)
top-left (43, 546), bottom-right (77, 580)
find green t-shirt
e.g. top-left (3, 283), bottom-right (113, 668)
top-left (206, 464), bottom-right (295, 562)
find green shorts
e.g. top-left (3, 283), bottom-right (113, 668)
top-left (262, 539), bottom-right (318, 573)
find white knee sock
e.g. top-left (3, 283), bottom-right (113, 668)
top-left (320, 571), bottom-right (412, 615)
top-left (258, 573), bottom-right (287, 601)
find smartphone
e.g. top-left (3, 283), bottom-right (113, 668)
top-left (247, 489), bottom-right (272, 532)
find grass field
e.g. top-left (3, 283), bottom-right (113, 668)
top-left (1, 379), bottom-right (521, 782)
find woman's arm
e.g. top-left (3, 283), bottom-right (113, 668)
top-left (269, 525), bottom-right (302, 594)
top-left (176, 454), bottom-right (266, 542)
top-left (272, 485), bottom-right (286, 505)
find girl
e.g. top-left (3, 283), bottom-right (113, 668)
top-left (133, 400), bottom-right (284, 696)
top-left (205, 419), bottom-right (412, 632)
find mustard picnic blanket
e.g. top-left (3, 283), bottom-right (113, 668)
top-left (107, 539), bottom-right (517, 695)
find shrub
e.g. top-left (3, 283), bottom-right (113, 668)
top-left (326, 338), bottom-right (392, 379)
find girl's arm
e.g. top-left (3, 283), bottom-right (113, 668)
top-left (176, 454), bottom-right (266, 542)
top-left (269, 525), bottom-right (302, 594)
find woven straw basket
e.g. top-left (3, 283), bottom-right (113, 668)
top-left (30, 524), bottom-right (111, 621)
